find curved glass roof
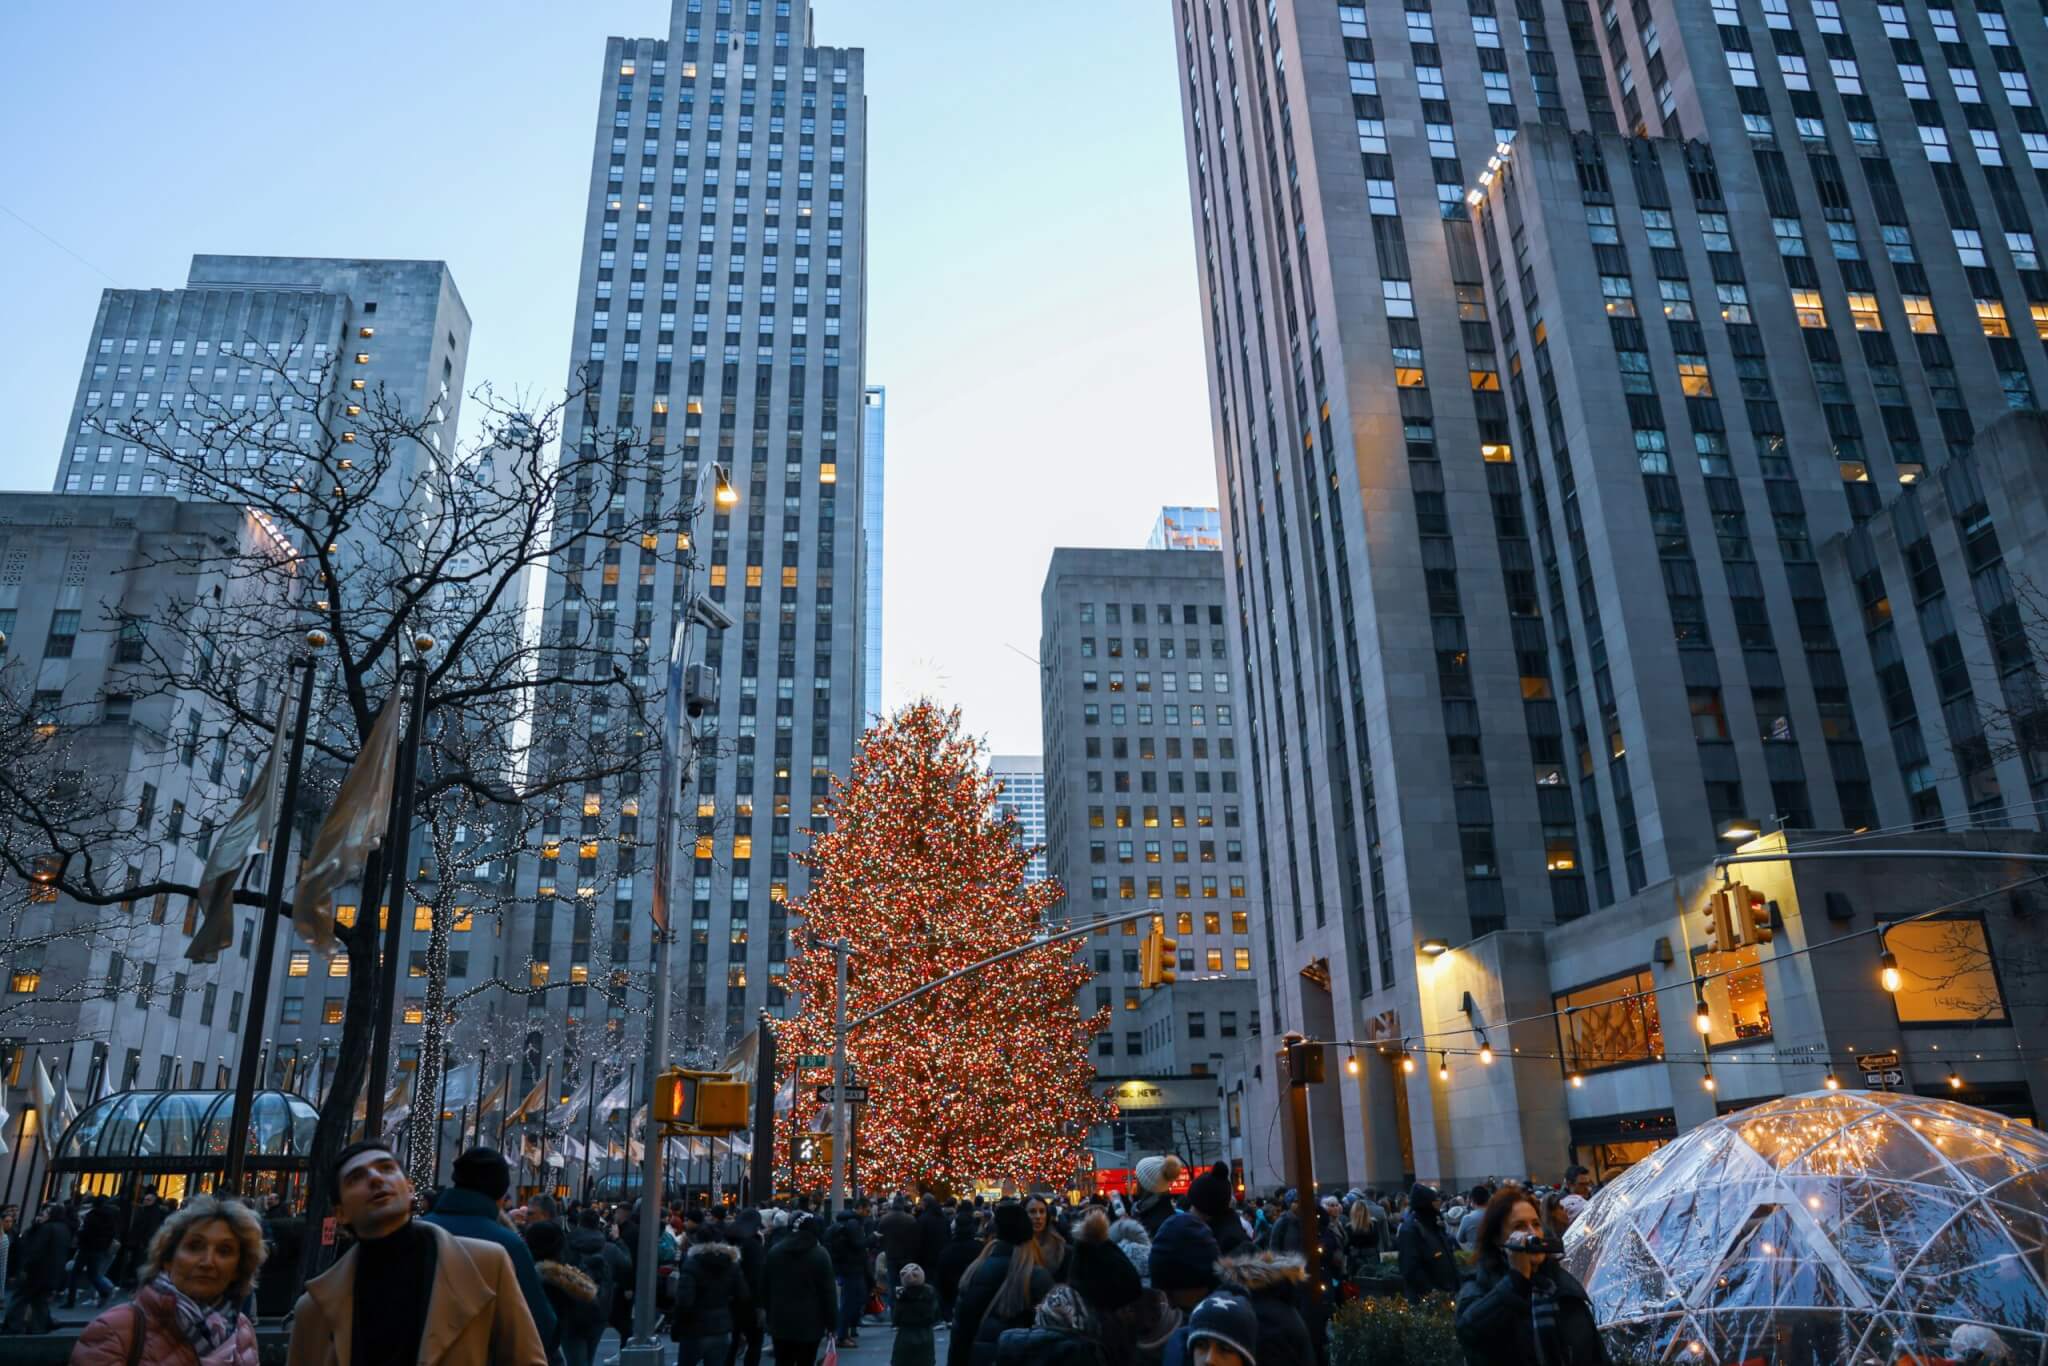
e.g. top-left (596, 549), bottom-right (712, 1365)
top-left (52, 1089), bottom-right (317, 1165)
top-left (1563, 1089), bottom-right (2048, 1364)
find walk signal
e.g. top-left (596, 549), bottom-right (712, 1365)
top-left (653, 1069), bottom-right (688, 1123)
top-left (652, 1068), bottom-right (751, 1131)
top-left (792, 1132), bottom-right (834, 1165)
top-left (1140, 924), bottom-right (1178, 989)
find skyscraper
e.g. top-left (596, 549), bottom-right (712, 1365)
top-left (1171, 0), bottom-right (2048, 1183)
top-left (519, 0), bottom-right (868, 1069)
top-left (989, 754), bottom-right (1048, 884)
top-left (55, 255), bottom-right (469, 501)
top-left (862, 383), bottom-right (886, 723)
top-left (1146, 506), bottom-right (1223, 551)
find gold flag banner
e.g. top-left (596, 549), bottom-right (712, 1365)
top-left (509, 1077), bottom-right (547, 1124)
top-left (293, 690), bottom-right (404, 954)
top-left (189, 679), bottom-right (293, 963)
top-left (476, 1073), bottom-right (510, 1119)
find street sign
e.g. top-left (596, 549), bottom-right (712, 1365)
top-left (815, 1084), bottom-right (869, 1104)
top-left (797, 1055), bottom-right (830, 1069)
top-left (1856, 1051), bottom-right (1900, 1073)
top-left (1864, 1068), bottom-right (1905, 1088)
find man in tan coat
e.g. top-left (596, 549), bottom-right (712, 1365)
top-left (288, 1139), bottom-right (546, 1366)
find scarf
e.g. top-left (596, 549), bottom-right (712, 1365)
top-left (152, 1272), bottom-right (238, 1357)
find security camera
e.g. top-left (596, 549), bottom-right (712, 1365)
top-left (689, 597), bottom-right (736, 632)
top-left (683, 663), bottom-right (720, 718)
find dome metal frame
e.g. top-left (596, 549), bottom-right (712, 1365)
top-left (49, 1087), bottom-right (318, 1173)
top-left (1564, 1089), bottom-right (2048, 1364)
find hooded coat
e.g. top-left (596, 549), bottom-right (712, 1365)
top-left (670, 1241), bottom-right (749, 1343)
top-left (761, 1221), bottom-right (838, 1344)
top-left (891, 1279), bottom-right (939, 1366)
top-left (935, 1214), bottom-right (983, 1320)
top-left (1455, 1259), bottom-right (1608, 1366)
top-left (1396, 1203), bottom-right (1461, 1302)
top-left (1219, 1251), bottom-right (1316, 1366)
top-left (536, 1258), bottom-right (603, 1353)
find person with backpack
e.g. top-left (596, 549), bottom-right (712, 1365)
top-left (420, 1147), bottom-right (559, 1351)
top-left (562, 1209), bottom-right (627, 1366)
top-left (669, 1233), bottom-right (748, 1366)
top-left (524, 1222), bottom-right (602, 1366)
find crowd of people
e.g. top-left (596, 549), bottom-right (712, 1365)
top-left (0, 1146), bottom-right (1625, 1366)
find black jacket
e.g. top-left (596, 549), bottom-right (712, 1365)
top-left (762, 1225), bottom-right (838, 1343)
top-left (878, 1209), bottom-right (922, 1277)
top-left (1395, 1208), bottom-right (1461, 1302)
top-left (566, 1224), bottom-right (632, 1322)
top-left (125, 1202), bottom-right (169, 1261)
top-left (670, 1242), bottom-right (748, 1342)
top-left (950, 1243), bottom-right (1052, 1366)
top-left (16, 1217), bottom-right (72, 1294)
top-left (936, 1221), bottom-right (983, 1317)
top-left (917, 1207), bottom-right (952, 1273)
top-left (1131, 1193), bottom-right (1177, 1238)
top-left (77, 1202), bottom-right (121, 1253)
top-left (826, 1210), bottom-right (872, 1279)
top-left (993, 1325), bottom-right (1109, 1366)
top-left (1219, 1252), bottom-right (1315, 1366)
top-left (1455, 1260), bottom-right (1608, 1366)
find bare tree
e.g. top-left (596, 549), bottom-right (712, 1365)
top-left (0, 333), bottom-right (728, 1273)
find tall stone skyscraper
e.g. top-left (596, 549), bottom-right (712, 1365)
top-left (1172, 0), bottom-right (2048, 1183)
top-left (520, 0), bottom-right (868, 1073)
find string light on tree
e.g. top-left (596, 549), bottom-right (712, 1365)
top-left (773, 702), bottom-right (1112, 1193)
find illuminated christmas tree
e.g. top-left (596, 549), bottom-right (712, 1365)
top-left (776, 701), bottom-right (1113, 1194)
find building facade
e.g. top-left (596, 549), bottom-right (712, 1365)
top-left (512, 0), bottom-right (870, 1084)
top-left (989, 754), bottom-right (1048, 885)
top-left (54, 255), bottom-right (469, 504)
top-left (1171, 0), bottom-right (2048, 1188)
top-left (1038, 547), bottom-right (1257, 1071)
top-left (1146, 505), bottom-right (1224, 551)
top-left (862, 383), bottom-right (885, 724)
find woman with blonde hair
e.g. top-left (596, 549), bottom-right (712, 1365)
top-left (71, 1194), bottom-right (265, 1366)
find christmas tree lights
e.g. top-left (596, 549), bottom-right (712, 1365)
top-left (775, 702), bottom-right (1113, 1194)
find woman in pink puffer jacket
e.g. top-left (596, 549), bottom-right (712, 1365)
top-left (70, 1194), bottom-right (264, 1366)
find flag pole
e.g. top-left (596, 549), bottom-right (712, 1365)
top-left (468, 1045), bottom-right (488, 1152)
top-left (365, 655), bottom-right (430, 1135)
top-left (582, 1060), bottom-right (600, 1202)
top-left (223, 648), bottom-right (320, 1193)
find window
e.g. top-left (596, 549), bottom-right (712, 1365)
top-left (1233, 948), bottom-right (1252, 971)
top-left (1903, 296), bottom-right (1939, 334)
top-left (1554, 969), bottom-right (1665, 1072)
top-left (1791, 291), bottom-right (1827, 328)
top-left (1978, 299), bottom-right (2012, 338)
top-left (287, 952), bottom-right (310, 977)
top-left (1885, 918), bottom-right (2007, 1023)
top-left (1693, 944), bottom-right (1773, 1044)
top-left (1847, 294), bottom-right (1883, 331)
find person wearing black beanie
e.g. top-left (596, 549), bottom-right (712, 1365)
top-left (1188, 1163), bottom-right (1250, 1256)
top-left (1147, 1212), bottom-right (1221, 1310)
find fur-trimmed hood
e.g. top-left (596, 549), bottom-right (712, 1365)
top-left (1221, 1249), bottom-right (1308, 1292)
top-left (686, 1240), bottom-right (743, 1267)
top-left (539, 1259), bottom-right (599, 1303)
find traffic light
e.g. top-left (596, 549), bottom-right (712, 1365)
top-left (1139, 923), bottom-right (1178, 989)
top-left (792, 1132), bottom-right (834, 1165)
top-left (652, 1068), bottom-right (688, 1123)
top-left (693, 1076), bottom-right (750, 1131)
top-left (1732, 882), bottom-right (1773, 945)
top-left (1704, 889), bottom-right (1736, 954)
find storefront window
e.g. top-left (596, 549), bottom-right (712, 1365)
top-left (1555, 968), bottom-right (1665, 1072)
top-left (1887, 917), bottom-right (2008, 1023)
top-left (1694, 943), bottom-right (1773, 1045)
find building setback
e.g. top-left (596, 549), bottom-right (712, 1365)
top-left (513, 0), bottom-right (869, 1082)
top-left (1171, 0), bottom-right (2048, 1187)
top-left (989, 754), bottom-right (1049, 885)
top-left (1038, 547), bottom-right (1257, 1072)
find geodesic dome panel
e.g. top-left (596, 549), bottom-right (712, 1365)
top-left (1562, 1090), bottom-right (2048, 1364)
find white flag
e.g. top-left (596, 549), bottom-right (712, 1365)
top-left (773, 1074), bottom-right (796, 1113)
top-left (441, 1063), bottom-right (476, 1108)
top-left (546, 1074), bottom-right (593, 1128)
top-left (294, 689), bottom-right (405, 954)
top-left (189, 680), bottom-right (292, 962)
top-left (598, 1076), bottom-right (633, 1114)
top-left (32, 1056), bottom-right (74, 1157)
top-left (0, 1087), bottom-right (11, 1157)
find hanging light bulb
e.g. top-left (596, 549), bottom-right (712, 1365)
top-left (1880, 946), bottom-right (1902, 993)
top-left (1401, 1053), bottom-right (1416, 1075)
top-left (1824, 1070), bottom-right (1841, 1091)
top-left (1568, 1069), bottom-right (1584, 1088)
top-left (1949, 1067), bottom-right (1964, 1091)
top-left (1702, 1068), bottom-right (1717, 1093)
top-left (1345, 1051), bottom-right (1360, 1077)
top-left (1694, 995), bottom-right (1713, 1035)
top-left (1438, 1053), bottom-right (1451, 1082)
top-left (1479, 1039), bottom-right (1495, 1065)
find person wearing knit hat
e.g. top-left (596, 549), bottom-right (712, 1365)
top-left (1132, 1154), bottom-right (1186, 1237)
top-left (992, 1200), bottom-right (1034, 1246)
top-left (1066, 1211), bottom-right (1142, 1315)
top-left (1187, 1162), bottom-right (1250, 1256)
top-left (1186, 1293), bottom-right (1260, 1366)
top-left (1147, 1212), bottom-right (1221, 1310)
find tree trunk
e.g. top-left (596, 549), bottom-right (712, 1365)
top-left (295, 908), bottom-right (383, 1292)
top-left (406, 902), bottom-right (453, 1190)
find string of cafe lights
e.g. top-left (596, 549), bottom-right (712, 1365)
top-left (1309, 864), bottom-right (2048, 1097)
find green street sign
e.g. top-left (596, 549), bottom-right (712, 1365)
top-left (797, 1055), bottom-right (830, 1068)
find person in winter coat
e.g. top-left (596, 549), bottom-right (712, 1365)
top-left (1143, 1213), bottom-right (1225, 1366)
top-left (878, 1196), bottom-right (923, 1317)
top-left (1395, 1184), bottom-right (1461, 1304)
top-left (825, 1206), bottom-right (873, 1347)
top-left (1217, 1251), bottom-right (1314, 1366)
top-left (915, 1197), bottom-right (951, 1287)
top-left (726, 1207), bottom-right (769, 1366)
top-left (524, 1220), bottom-right (602, 1366)
top-left (950, 1203), bottom-right (1052, 1366)
top-left (1186, 1165), bottom-right (1250, 1257)
top-left (66, 1195), bottom-right (123, 1308)
top-left (891, 1262), bottom-right (939, 1366)
top-left (1455, 1188), bottom-right (1607, 1366)
top-left (422, 1148), bottom-right (560, 1351)
top-left (119, 1187), bottom-right (170, 1288)
top-left (1067, 1210), bottom-right (1177, 1366)
top-left (1130, 1156), bottom-right (1185, 1238)
top-left (71, 1196), bottom-right (265, 1366)
top-left (670, 1236), bottom-right (748, 1366)
top-left (558, 1209), bottom-right (628, 1366)
top-left (935, 1208), bottom-right (982, 1325)
top-left (994, 1284), bottom-right (1108, 1366)
top-left (5, 1203), bottom-right (73, 1333)
top-left (761, 1214), bottom-right (837, 1366)
top-left (1024, 1197), bottom-right (1069, 1281)
top-left (1106, 1218), bottom-right (1153, 1286)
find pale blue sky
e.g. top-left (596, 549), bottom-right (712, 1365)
top-left (0, 1), bottom-right (1216, 756)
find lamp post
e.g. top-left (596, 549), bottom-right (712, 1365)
top-left (365, 642), bottom-right (434, 1137)
top-left (623, 462), bottom-right (737, 1365)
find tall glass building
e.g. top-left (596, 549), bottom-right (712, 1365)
top-left (862, 383), bottom-right (886, 723)
top-left (518, 0), bottom-right (869, 1076)
top-left (1173, 0), bottom-right (2048, 1185)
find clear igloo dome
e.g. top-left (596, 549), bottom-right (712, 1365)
top-left (1563, 1090), bottom-right (2048, 1364)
